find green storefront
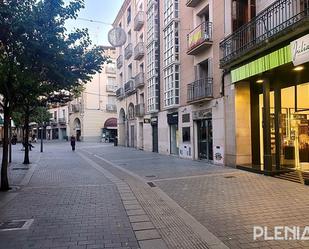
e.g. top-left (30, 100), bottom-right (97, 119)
top-left (232, 34), bottom-right (309, 175)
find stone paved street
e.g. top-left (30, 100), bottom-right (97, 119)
top-left (0, 142), bottom-right (139, 249)
top-left (2, 142), bottom-right (309, 249)
top-left (81, 143), bottom-right (309, 249)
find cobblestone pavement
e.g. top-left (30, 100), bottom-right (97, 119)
top-left (0, 142), bottom-right (139, 249)
top-left (82, 143), bottom-right (309, 249)
top-left (0, 143), bottom-right (41, 187)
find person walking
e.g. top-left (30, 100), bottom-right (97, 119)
top-left (70, 135), bottom-right (76, 151)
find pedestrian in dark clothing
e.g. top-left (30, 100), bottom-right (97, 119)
top-left (70, 135), bottom-right (76, 151)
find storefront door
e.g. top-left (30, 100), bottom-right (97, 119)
top-left (170, 124), bottom-right (179, 155)
top-left (197, 119), bottom-right (213, 161)
top-left (152, 124), bottom-right (158, 153)
top-left (280, 85), bottom-right (309, 171)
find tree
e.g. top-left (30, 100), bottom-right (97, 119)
top-left (0, 0), bottom-right (106, 191)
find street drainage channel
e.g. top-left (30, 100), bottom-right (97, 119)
top-left (0, 219), bottom-right (34, 232)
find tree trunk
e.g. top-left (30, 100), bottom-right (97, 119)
top-left (1, 105), bottom-right (10, 191)
top-left (23, 107), bottom-right (30, 165)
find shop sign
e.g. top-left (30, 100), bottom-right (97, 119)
top-left (192, 109), bottom-right (212, 120)
top-left (167, 112), bottom-right (178, 125)
top-left (150, 117), bottom-right (158, 125)
top-left (144, 118), bottom-right (151, 124)
top-left (291, 34), bottom-right (309, 66)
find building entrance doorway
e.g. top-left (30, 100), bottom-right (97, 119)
top-left (197, 119), bottom-right (213, 161)
top-left (152, 124), bottom-right (158, 153)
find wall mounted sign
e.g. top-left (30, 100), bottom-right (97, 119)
top-left (144, 118), bottom-right (151, 124)
top-left (192, 109), bottom-right (212, 120)
top-left (291, 34), bottom-right (309, 66)
top-left (150, 117), bottom-right (158, 125)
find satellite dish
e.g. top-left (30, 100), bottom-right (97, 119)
top-left (108, 27), bottom-right (127, 47)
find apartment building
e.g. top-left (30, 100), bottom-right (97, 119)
top-left (114, 0), bottom-right (226, 164)
top-left (69, 46), bottom-right (118, 142)
top-left (47, 104), bottom-right (70, 140)
top-left (115, 0), bottom-right (148, 149)
top-left (221, 0), bottom-right (309, 175)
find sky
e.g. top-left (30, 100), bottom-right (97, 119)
top-left (64, 0), bottom-right (124, 46)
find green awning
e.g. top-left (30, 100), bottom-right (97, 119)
top-left (231, 44), bottom-right (292, 83)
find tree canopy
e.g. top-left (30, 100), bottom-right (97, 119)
top-left (0, 0), bottom-right (107, 190)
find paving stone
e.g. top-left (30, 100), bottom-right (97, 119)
top-left (134, 229), bottom-right (161, 241)
top-left (129, 215), bottom-right (150, 223)
top-left (138, 239), bottom-right (168, 249)
top-left (131, 221), bottom-right (155, 231)
top-left (126, 209), bottom-right (146, 216)
top-left (124, 204), bottom-right (142, 210)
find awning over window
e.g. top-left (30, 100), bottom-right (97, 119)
top-left (104, 118), bottom-right (117, 129)
top-left (231, 45), bottom-right (292, 83)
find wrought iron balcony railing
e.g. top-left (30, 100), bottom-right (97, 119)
top-left (117, 55), bottom-right (123, 69)
top-left (135, 103), bottom-right (145, 117)
top-left (134, 11), bottom-right (144, 31)
top-left (116, 87), bottom-right (125, 99)
top-left (58, 117), bottom-right (66, 125)
top-left (134, 72), bottom-right (144, 88)
top-left (186, 0), bottom-right (200, 7)
top-left (220, 0), bottom-right (309, 67)
top-left (125, 43), bottom-right (133, 59)
top-left (134, 42), bottom-right (145, 60)
top-left (106, 104), bottom-right (117, 112)
top-left (187, 78), bottom-right (213, 103)
top-left (187, 22), bottom-right (213, 55)
top-left (124, 79), bottom-right (135, 94)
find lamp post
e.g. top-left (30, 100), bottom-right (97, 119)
top-left (40, 122), bottom-right (44, 153)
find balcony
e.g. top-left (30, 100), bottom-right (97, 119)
top-left (50, 118), bottom-right (58, 126)
top-left (187, 22), bottom-right (212, 55)
top-left (116, 87), bottom-right (125, 99)
top-left (187, 78), bottom-right (213, 103)
top-left (106, 104), bottom-right (117, 112)
top-left (134, 11), bottom-right (144, 31)
top-left (58, 117), bottom-right (66, 125)
top-left (124, 79), bottom-right (135, 95)
top-left (186, 0), bottom-right (200, 7)
top-left (134, 72), bottom-right (144, 88)
top-left (220, 0), bottom-right (309, 68)
top-left (135, 103), bottom-right (145, 117)
top-left (106, 85), bottom-right (117, 92)
top-left (125, 43), bottom-right (133, 59)
top-left (117, 55), bottom-right (123, 69)
top-left (134, 42), bottom-right (145, 60)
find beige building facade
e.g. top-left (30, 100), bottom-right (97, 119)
top-left (47, 104), bottom-right (70, 140)
top-left (69, 46), bottom-right (118, 142)
top-left (114, 0), bottom-right (227, 165)
top-left (115, 0), bottom-right (148, 150)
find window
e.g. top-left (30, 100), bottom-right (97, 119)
top-left (108, 95), bottom-right (116, 105)
top-left (182, 127), bottom-right (190, 142)
top-left (54, 111), bottom-right (57, 120)
top-left (127, 6), bottom-right (131, 24)
top-left (128, 64), bottom-right (132, 79)
top-left (62, 110), bottom-right (65, 118)
top-left (108, 77), bottom-right (116, 85)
